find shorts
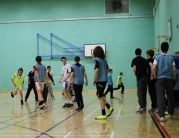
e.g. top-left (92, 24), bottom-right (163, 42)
top-left (14, 87), bottom-right (22, 91)
top-left (35, 82), bottom-right (45, 91)
top-left (96, 82), bottom-right (107, 97)
top-left (63, 81), bottom-right (69, 90)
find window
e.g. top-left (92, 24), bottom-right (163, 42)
top-left (105, 0), bottom-right (129, 14)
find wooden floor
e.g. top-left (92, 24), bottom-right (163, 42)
top-left (0, 91), bottom-right (179, 138)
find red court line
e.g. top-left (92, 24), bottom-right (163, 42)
top-left (152, 112), bottom-right (171, 138)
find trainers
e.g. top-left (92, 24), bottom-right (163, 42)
top-left (38, 101), bottom-right (44, 108)
top-left (21, 100), bottom-right (24, 105)
top-left (11, 92), bottom-right (14, 98)
top-left (63, 103), bottom-right (70, 108)
top-left (136, 108), bottom-right (146, 113)
top-left (75, 107), bottom-right (82, 111)
top-left (81, 104), bottom-right (84, 109)
top-left (165, 111), bottom-right (169, 115)
top-left (68, 103), bottom-right (74, 107)
top-left (53, 98), bottom-right (56, 100)
top-left (110, 97), bottom-right (115, 99)
top-left (106, 107), bottom-right (114, 117)
top-left (95, 115), bottom-right (107, 120)
top-left (25, 99), bottom-right (27, 102)
top-left (169, 114), bottom-right (173, 119)
top-left (121, 92), bottom-right (125, 94)
top-left (151, 107), bottom-right (158, 112)
top-left (160, 117), bottom-right (164, 122)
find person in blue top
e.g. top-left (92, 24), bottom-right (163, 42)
top-left (153, 42), bottom-right (176, 122)
top-left (173, 51), bottom-right (179, 108)
top-left (69, 56), bottom-right (88, 111)
top-left (104, 69), bottom-right (115, 98)
top-left (92, 46), bottom-right (113, 120)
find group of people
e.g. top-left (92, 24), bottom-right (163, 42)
top-left (9, 46), bottom-right (115, 120)
top-left (10, 42), bottom-right (179, 121)
top-left (11, 57), bottom-right (55, 107)
top-left (131, 42), bottom-right (179, 122)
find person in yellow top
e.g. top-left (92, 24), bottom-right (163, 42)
top-left (113, 72), bottom-right (125, 94)
top-left (11, 68), bottom-right (25, 105)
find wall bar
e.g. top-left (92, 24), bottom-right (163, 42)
top-left (0, 15), bottom-right (153, 24)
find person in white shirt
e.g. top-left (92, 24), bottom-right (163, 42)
top-left (59, 57), bottom-right (73, 107)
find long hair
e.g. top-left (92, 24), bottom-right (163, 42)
top-left (93, 46), bottom-right (106, 59)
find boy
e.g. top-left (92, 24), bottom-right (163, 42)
top-left (11, 68), bottom-right (25, 105)
top-left (59, 57), bottom-right (73, 107)
top-left (47, 66), bottom-right (55, 100)
top-left (93, 46), bottom-right (113, 120)
top-left (153, 42), bottom-right (176, 121)
top-left (113, 72), bottom-right (125, 94)
top-left (34, 56), bottom-right (48, 109)
top-left (25, 68), bottom-right (38, 102)
top-left (69, 56), bottom-right (88, 111)
top-left (104, 69), bottom-right (115, 98)
top-left (131, 48), bottom-right (148, 113)
top-left (146, 50), bottom-right (157, 111)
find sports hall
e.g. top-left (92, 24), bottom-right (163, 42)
top-left (0, 0), bottom-right (179, 138)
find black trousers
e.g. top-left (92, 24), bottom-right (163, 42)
top-left (113, 83), bottom-right (125, 93)
top-left (25, 84), bottom-right (38, 100)
top-left (43, 84), bottom-right (49, 102)
top-left (73, 84), bottom-right (83, 107)
top-left (137, 77), bottom-right (148, 108)
top-left (174, 90), bottom-right (179, 105)
top-left (155, 79), bottom-right (175, 117)
top-left (104, 85), bottom-right (114, 97)
top-left (148, 79), bottom-right (157, 108)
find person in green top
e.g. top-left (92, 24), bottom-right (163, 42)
top-left (11, 68), bottom-right (25, 105)
top-left (113, 72), bottom-right (125, 94)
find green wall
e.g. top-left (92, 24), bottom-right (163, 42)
top-left (154, 0), bottom-right (179, 54)
top-left (0, 0), bottom-right (155, 91)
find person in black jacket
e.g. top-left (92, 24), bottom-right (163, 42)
top-left (25, 69), bottom-right (38, 102)
top-left (43, 66), bottom-right (55, 102)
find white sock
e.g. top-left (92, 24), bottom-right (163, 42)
top-left (65, 100), bottom-right (68, 104)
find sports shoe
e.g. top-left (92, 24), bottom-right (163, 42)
top-left (11, 92), bottom-right (14, 98)
top-left (151, 107), bottom-right (158, 112)
top-left (121, 92), bottom-right (125, 94)
top-left (63, 103), bottom-right (70, 108)
top-left (53, 98), bottom-right (56, 100)
top-left (136, 108), bottom-right (146, 113)
top-left (21, 100), bottom-right (24, 105)
top-left (106, 107), bottom-right (114, 117)
top-left (160, 117), bottom-right (164, 122)
top-left (165, 111), bottom-right (169, 115)
top-left (68, 103), bottom-right (74, 107)
top-left (169, 114), bottom-right (173, 119)
top-left (75, 107), bottom-right (82, 111)
top-left (95, 115), bottom-right (107, 120)
top-left (110, 97), bottom-right (115, 99)
top-left (38, 101), bottom-right (44, 108)
top-left (81, 104), bottom-right (84, 109)
top-left (25, 99), bottom-right (27, 102)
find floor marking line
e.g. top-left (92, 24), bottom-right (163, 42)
top-left (84, 106), bottom-right (100, 120)
top-left (152, 112), bottom-right (171, 138)
top-left (0, 103), bottom-right (65, 137)
top-left (147, 106), bottom-right (171, 138)
top-left (116, 95), bottom-right (125, 120)
top-left (110, 132), bottom-right (114, 138)
top-left (63, 132), bottom-right (71, 138)
top-left (116, 104), bottom-right (123, 120)
top-left (36, 99), bottom-right (98, 138)
top-left (0, 101), bottom-right (62, 124)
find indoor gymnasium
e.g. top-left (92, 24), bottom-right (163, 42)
top-left (0, 0), bottom-right (179, 138)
